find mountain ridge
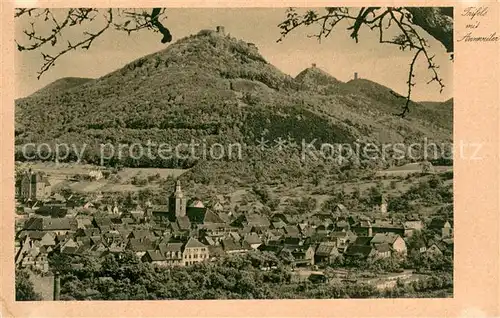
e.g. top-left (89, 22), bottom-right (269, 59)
top-left (15, 27), bottom-right (452, 169)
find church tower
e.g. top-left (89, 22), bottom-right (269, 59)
top-left (169, 180), bottom-right (187, 218)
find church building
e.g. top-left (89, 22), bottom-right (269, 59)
top-left (16, 169), bottom-right (51, 201)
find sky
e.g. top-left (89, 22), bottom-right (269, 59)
top-left (15, 8), bottom-right (453, 101)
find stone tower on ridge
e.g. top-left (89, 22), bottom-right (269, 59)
top-left (169, 180), bottom-right (187, 218)
top-left (216, 25), bottom-right (225, 35)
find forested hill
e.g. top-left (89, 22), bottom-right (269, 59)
top-left (15, 28), bottom-right (452, 168)
top-left (24, 77), bottom-right (94, 99)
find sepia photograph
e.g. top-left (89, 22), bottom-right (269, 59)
top-left (13, 7), bottom-right (455, 301)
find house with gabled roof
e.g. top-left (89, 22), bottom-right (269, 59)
top-left (373, 243), bottom-right (392, 259)
top-left (263, 229), bottom-right (284, 244)
top-left (330, 231), bottom-right (356, 252)
top-left (231, 213), bottom-right (270, 231)
top-left (344, 244), bottom-right (375, 260)
top-left (315, 242), bottom-right (340, 265)
top-left (258, 241), bottom-right (284, 254)
top-left (202, 210), bottom-right (225, 224)
top-left (199, 223), bottom-right (231, 245)
top-left (150, 205), bottom-right (171, 223)
top-left (23, 217), bottom-right (75, 235)
top-left (371, 219), bottom-right (405, 236)
top-left (76, 217), bottom-right (93, 230)
top-left (201, 236), bottom-right (216, 246)
top-left (35, 205), bottom-right (68, 218)
top-left (282, 244), bottom-right (315, 266)
top-left (370, 233), bottom-right (407, 255)
top-left (351, 220), bottom-right (373, 236)
top-left (221, 238), bottom-right (250, 254)
top-left (130, 210), bottom-right (145, 223)
top-left (142, 250), bottom-right (170, 266)
top-left (426, 238), bottom-right (453, 256)
top-left (128, 230), bottom-right (154, 240)
top-left (243, 233), bottom-right (262, 249)
top-left (75, 227), bottom-right (100, 238)
top-left (212, 202), bottom-right (224, 213)
top-left (162, 242), bottom-right (184, 265)
top-left (429, 218), bottom-right (453, 238)
top-left (335, 219), bottom-right (350, 231)
top-left (19, 231), bottom-right (56, 247)
top-left (404, 218), bottom-right (424, 237)
top-left (15, 239), bottom-right (50, 272)
top-left (182, 237), bottom-right (209, 266)
top-left (127, 238), bottom-right (155, 257)
top-left (425, 242), bottom-right (444, 257)
top-left (107, 241), bottom-right (127, 254)
top-left (92, 216), bottom-right (113, 232)
top-left (284, 225), bottom-right (301, 238)
top-left (208, 245), bottom-right (225, 260)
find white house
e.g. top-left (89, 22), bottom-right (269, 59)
top-left (88, 170), bottom-right (104, 181)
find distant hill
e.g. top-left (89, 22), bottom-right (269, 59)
top-left (26, 77), bottom-right (94, 98)
top-left (15, 28), bottom-right (452, 170)
top-left (295, 65), bottom-right (341, 89)
top-left (342, 79), bottom-right (453, 131)
top-left (418, 98), bottom-right (453, 131)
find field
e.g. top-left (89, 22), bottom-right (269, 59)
top-left (179, 166), bottom-right (451, 218)
top-left (377, 163), bottom-right (452, 177)
top-left (17, 162), bottom-right (188, 194)
top-left (292, 267), bottom-right (431, 291)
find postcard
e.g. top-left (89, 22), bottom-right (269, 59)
top-left (1, 1), bottom-right (499, 317)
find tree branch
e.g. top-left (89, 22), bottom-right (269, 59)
top-left (277, 7), bottom-right (451, 117)
top-left (405, 7), bottom-right (453, 53)
top-left (15, 8), bottom-right (171, 79)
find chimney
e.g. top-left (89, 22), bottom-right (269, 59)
top-left (354, 72), bottom-right (358, 80)
top-left (53, 272), bottom-right (61, 301)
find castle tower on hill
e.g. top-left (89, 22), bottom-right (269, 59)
top-left (169, 180), bottom-right (187, 218)
top-left (216, 25), bottom-right (225, 35)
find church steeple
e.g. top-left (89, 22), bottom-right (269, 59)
top-left (169, 179), bottom-right (186, 218)
top-left (174, 180), bottom-right (183, 197)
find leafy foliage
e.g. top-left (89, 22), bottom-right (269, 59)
top-left (16, 270), bottom-right (43, 301)
top-left (47, 251), bottom-right (451, 300)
